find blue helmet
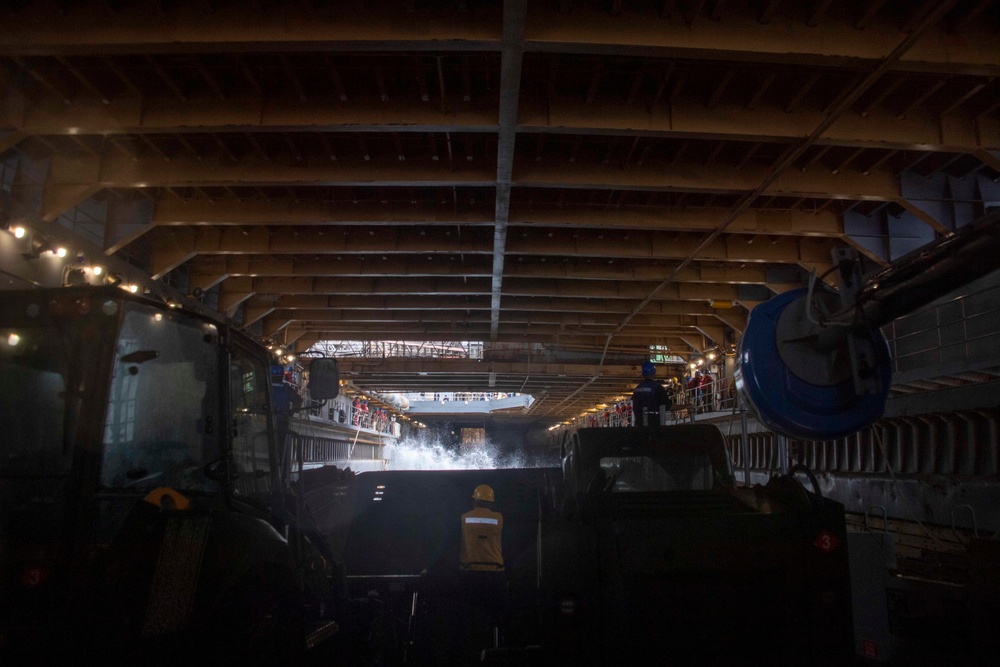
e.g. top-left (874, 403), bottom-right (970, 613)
top-left (641, 361), bottom-right (656, 376)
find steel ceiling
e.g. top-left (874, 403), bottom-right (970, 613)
top-left (2, 0), bottom-right (998, 424)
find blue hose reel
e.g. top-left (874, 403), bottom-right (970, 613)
top-left (736, 287), bottom-right (892, 441)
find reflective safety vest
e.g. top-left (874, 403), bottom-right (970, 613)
top-left (459, 507), bottom-right (505, 571)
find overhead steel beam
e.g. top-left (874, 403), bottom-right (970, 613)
top-left (0, 130), bottom-right (27, 154)
top-left (334, 358), bottom-right (639, 378)
top-left (41, 154), bottom-right (496, 220)
top-left (4, 4), bottom-right (996, 77)
top-left (491, 0), bottom-right (527, 340)
top-left (7, 93), bottom-right (993, 155)
top-left (255, 295), bottom-right (493, 311)
top-left (150, 198), bottom-right (843, 235)
top-left (296, 332), bottom-right (689, 354)
top-left (1, 94), bottom-right (498, 135)
top-left (205, 273), bottom-right (747, 302)
top-left (49, 154), bottom-right (496, 189)
top-left (145, 225), bottom-right (836, 276)
top-left (513, 160), bottom-right (900, 200)
top-left (150, 198), bottom-right (495, 225)
top-left (974, 148), bottom-right (1000, 173)
top-left (523, 5), bottom-right (998, 76)
top-left (264, 308), bottom-right (727, 329)
top-left (182, 259), bottom-right (485, 283)
top-left (0, 5), bottom-right (504, 55)
top-left (45, 153), bottom-right (900, 206)
top-left (249, 293), bottom-right (742, 318)
top-left (262, 319), bottom-right (709, 339)
top-left (189, 253), bottom-right (764, 285)
top-left (598, 0), bottom-right (962, 361)
top-left (190, 256), bottom-right (771, 284)
top-left (195, 274), bottom-right (491, 294)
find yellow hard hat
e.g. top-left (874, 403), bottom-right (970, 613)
top-left (471, 484), bottom-right (495, 502)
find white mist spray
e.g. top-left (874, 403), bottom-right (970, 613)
top-left (383, 433), bottom-right (529, 470)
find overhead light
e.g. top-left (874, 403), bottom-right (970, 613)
top-left (92, 265), bottom-right (103, 276)
top-left (13, 226), bottom-right (26, 239)
top-left (128, 284), bottom-right (139, 293)
top-left (44, 245), bottom-right (68, 258)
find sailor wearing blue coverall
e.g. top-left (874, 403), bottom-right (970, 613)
top-left (631, 361), bottom-right (672, 426)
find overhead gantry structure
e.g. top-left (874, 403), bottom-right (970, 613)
top-left (1, 0), bottom-right (998, 423)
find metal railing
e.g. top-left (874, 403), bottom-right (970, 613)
top-left (882, 272), bottom-right (1000, 379)
top-left (575, 379), bottom-right (740, 429)
top-left (307, 340), bottom-right (484, 360)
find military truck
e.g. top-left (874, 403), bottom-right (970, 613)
top-left (0, 285), bottom-right (342, 665)
top-left (541, 425), bottom-right (853, 665)
top-left (316, 424), bottom-right (852, 665)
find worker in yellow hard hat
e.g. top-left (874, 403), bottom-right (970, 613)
top-left (458, 484), bottom-right (506, 655)
top-left (460, 484), bottom-right (504, 572)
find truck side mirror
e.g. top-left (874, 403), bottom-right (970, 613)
top-left (308, 358), bottom-right (340, 400)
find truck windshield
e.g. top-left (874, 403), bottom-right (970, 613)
top-left (100, 303), bottom-right (222, 494)
top-left (0, 325), bottom-right (78, 476)
top-left (600, 451), bottom-right (714, 492)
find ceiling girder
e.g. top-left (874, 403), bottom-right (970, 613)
top-left (262, 308), bottom-right (734, 330)
top-left (217, 276), bottom-right (747, 308)
top-left (4, 5), bottom-right (996, 78)
top-left (1, 0), bottom-right (994, 426)
top-left (490, 0), bottom-right (527, 340)
top-left (38, 152), bottom-right (906, 224)
top-left (145, 225), bottom-right (837, 275)
top-left (8, 94), bottom-right (991, 155)
top-left (148, 198), bottom-right (842, 235)
top-left (247, 293), bottom-right (743, 318)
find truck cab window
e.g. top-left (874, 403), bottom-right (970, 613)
top-left (100, 304), bottom-right (221, 494)
top-left (229, 346), bottom-right (274, 504)
top-left (599, 451), bottom-right (713, 493)
top-left (0, 326), bottom-right (75, 476)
